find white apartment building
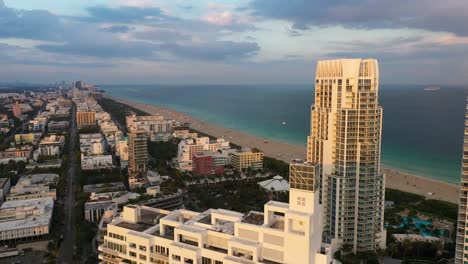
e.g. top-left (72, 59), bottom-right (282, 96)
top-left (98, 159), bottom-right (334, 264)
top-left (86, 192), bottom-right (140, 222)
top-left (177, 137), bottom-right (230, 171)
top-left (81, 154), bottom-right (113, 170)
top-left (80, 133), bottom-right (107, 155)
top-left (0, 198), bottom-right (54, 241)
top-left (309, 59), bottom-right (386, 252)
top-left (38, 134), bottom-right (65, 157)
top-left (7, 174), bottom-right (58, 201)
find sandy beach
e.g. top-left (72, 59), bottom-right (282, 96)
top-left (109, 96), bottom-right (459, 204)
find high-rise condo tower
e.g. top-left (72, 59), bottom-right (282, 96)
top-left (308, 59), bottom-right (386, 252)
top-left (455, 97), bottom-right (468, 263)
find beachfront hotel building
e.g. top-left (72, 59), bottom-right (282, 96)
top-left (98, 159), bottom-right (334, 264)
top-left (230, 148), bottom-right (264, 173)
top-left (128, 130), bottom-right (149, 177)
top-left (308, 59), bottom-right (386, 252)
top-left (455, 98), bottom-right (468, 263)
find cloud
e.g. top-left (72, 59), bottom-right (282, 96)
top-left (132, 28), bottom-right (191, 42)
top-left (37, 40), bottom-right (156, 59)
top-left (163, 41), bottom-right (260, 61)
top-left (207, 3), bottom-right (234, 10)
top-left (83, 5), bottom-right (169, 23)
top-left (249, 0), bottom-right (468, 36)
top-left (100, 25), bottom-right (133, 33)
top-left (0, 2), bottom-right (63, 41)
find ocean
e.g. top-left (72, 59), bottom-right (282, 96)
top-left (102, 84), bottom-right (468, 184)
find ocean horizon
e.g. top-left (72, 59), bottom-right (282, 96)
top-left (102, 84), bottom-right (468, 185)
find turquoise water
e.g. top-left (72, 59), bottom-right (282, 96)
top-left (397, 217), bottom-right (445, 237)
top-left (102, 84), bottom-right (468, 184)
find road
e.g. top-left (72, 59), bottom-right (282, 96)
top-left (58, 104), bottom-right (77, 264)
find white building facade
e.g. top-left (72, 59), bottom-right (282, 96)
top-left (309, 59), bottom-right (386, 252)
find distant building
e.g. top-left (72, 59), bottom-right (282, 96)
top-left (80, 133), bottom-right (106, 155)
top-left (258, 176), bottom-right (289, 192)
top-left (128, 130), bottom-right (148, 177)
top-left (48, 121), bottom-right (69, 133)
top-left (230, 148), bottom-right (264, 172)
top-left (0, 146), bottom-right (33, 163)
top-left (38, 134), bottom-right (65, 157)
top-left (116, 137), bottom-right (129, 160)
top-left (76, 111), bottom-right (96, 128)
top-left (7, 174), bottom-right (58, 202)
top-left (81, 154), bottom-right (113, 170)
top-left (173, 126), bottom-right (197, 139)
top-left (126, 114), bottom-right (175, 142)
top-left (27, 117), bottom-right (47, 132)
top-left (12, 101), bottom-right (21, 118)
top-left (192, 152), bottom-right (225, 176)
top-left (0, 198), bottom-right (54, 242)
top-left (177, 137), bottom-right (230, 171)
top-left (14, 133), bottom-right (41, 145)
top-left (0, 114), bottom-right (13, 133)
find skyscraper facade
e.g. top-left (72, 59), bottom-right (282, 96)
top-left (308, 59), bottom-right (386, 252)
top-left (455, 98), bottom-right (468, 263)
top-left (128, 130), bottom-right (148, 177)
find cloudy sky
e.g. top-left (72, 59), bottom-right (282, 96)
top-left (1, 0), bottom-right (468, 85)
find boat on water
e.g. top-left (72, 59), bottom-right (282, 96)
top-left (282, 121), bottom-right (286, 125)
top-left (424, 86), bottom-right (441, 91)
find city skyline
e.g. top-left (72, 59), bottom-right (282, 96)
top-left (0, 0), bottom-right (468, 85)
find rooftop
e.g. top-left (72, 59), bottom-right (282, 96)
top-left (242, 212), bottom-right (264, 226)
top-left (0, 198), bottom-right (54, 231)
top-left (17, 174), bottom-right (59, 186)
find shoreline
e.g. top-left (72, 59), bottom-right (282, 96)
top-left (107, 95), bottom-right (459, 204)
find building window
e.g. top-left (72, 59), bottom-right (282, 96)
top-left (297, 196), bottom-right (306, 206)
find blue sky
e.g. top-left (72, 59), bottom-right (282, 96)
top-left (1, 0), bottom-right (468, 85)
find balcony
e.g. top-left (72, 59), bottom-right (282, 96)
top-left (150, 252), bottom-right (169, 262)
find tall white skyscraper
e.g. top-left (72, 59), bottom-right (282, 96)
top-left (455, 98), bottom-right (468, 263)
top-left (307, 59), bottom-right (386, 252)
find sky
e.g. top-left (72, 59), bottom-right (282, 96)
top-left (1, 0), bottom-right (468, 85)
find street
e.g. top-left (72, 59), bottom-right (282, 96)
top-left (57, 104), bottom-right (77, 264)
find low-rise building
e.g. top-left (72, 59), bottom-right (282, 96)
top-left (48, 121), bottom-right (69, 133)
top-left (27, 117), bottom-right (48, 132)
top-left (0, 146), bottom-right (33, 164)
top-left (258, 176), bottom-right (290, 192)
top-left (85, 191), bottom-right (141, 222)
top-left (231, 148), bottom-right (264, 172)
top-left (38, 134), bottom-right (65, 157)
top-left (178, 137), bottom-right (230, 171)
top-left (126, 114), bottom-right (175, 142)
top-left (0, 198), bottom-right (54, 242)
top-left (80, 133), bottom-right (106, 155)
top-left (173, 126), bottom-right (198, 139)
top-left (7, 174), bottom-right (58, 201)
top-left (116, 137), bottom-right (129, 167)
top-left (0, 114), bottom-right (13, 133)
top-left (14, 133), bottom-right (41, 145)
top-left (81, 154), bottom-right (113, 170)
